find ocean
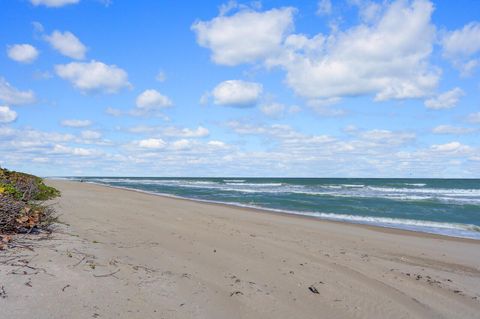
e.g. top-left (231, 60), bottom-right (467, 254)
top-left (66, 177), bottom-right (480, 240)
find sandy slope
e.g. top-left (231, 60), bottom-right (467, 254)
top-left (1, 180), bottom-right (479, 319)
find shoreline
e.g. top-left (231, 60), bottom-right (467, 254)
top-left (59, 179), bottom-right (480, 243)
top-left (2, 179), bottom-right (479, 319)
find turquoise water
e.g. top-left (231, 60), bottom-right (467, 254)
top-left (67, 177), bottom-right (480, 239)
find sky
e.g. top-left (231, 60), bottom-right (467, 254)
top-left (0, 0), bottom-right (479, 177)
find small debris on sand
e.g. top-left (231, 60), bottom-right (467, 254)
top-left (308, 286), bottom-right (319, 294)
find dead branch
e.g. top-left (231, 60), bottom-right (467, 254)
top-left (93, 269), bottom-right (120, 278)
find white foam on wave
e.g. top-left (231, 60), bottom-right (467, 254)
top-left (404, 183), bottom-right (427, 187)
top-left (340, 184), bottom-right (365, 188)
top-left (212, 204), bottom-right (480, 239)
top-left (77, 177), bottom-right (480, 205)
top-left (367, 186), bottom-right (480, 197)
top-left (225, 182), bottom-right (283, 187)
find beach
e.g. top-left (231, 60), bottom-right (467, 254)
top-left (1, 180), bottom-right (479, 318)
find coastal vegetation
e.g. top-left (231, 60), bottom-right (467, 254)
top-left (0, 167), bottom-right (59, 248)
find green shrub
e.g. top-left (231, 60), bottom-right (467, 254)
top-left (0, 183), bottom-right (22, 199)
top-left (34, 180), bottom-right (61, 200)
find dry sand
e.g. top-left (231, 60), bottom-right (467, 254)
top-left (1, 180), bottom-right (480, 319)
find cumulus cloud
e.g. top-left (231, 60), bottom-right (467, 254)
top-left (212, 80), bottom-right (262, 107)
top-left (260, 102), bottom-right (286, 117)
top-left (259, 102), bottom-right (299, 118)
top-left (194, 0), bottom-right (439, 103)
top-left (162, 126), bottom-right (209, 138)
top-left (430, 141), bottom-right (472, 154)
top-left (136, 138), bottom-right (167, 149)
top-left (7, 44), bottom-right (39, 63)
top-left (424, 87), bottom-right (464, 109)
top-left (442, 22), bottom-right (480, 75)
top-left (0, 77), bottom-right (36, 105)
top-left (136, 89), bottom-right (173, 110)
top-left (306, 98), bottom-right (346, 116)
top-left (127, 125), bottom-right (209, 138)
top-left (207, 140), bottom-right (227, 148)
top-left (432, 125), bottom-right (475, 134)
top-left (45, 30), bottom-right (86, 59)
top-left (192, 7), bottom-right (295, 65)
top-left (170, 139), bottom-right (192, 150)
top-left (349, 0), bottom-right (383, 23)
top-left (80, 130), bottom-right (101, 140)
top-left (55, 60), bottom-right (130, 93)
top-left (270, 0), bottom-right (438, 101)
top-left (0, 128), bottom-right (75, 154)
top-left (360, 129), bottom-right (416, 146)
top-left (30, 0), bottom-right (79, 7)
top-left (52, 144), bottom-right (98, 157)
top-left (0, 106), bottom-right (17, 123)
top-left (61, 119), bottom-right (92, 127)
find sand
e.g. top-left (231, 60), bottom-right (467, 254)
top-left (1, 180), bottom-right (479, 319)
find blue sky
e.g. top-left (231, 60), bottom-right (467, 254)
top-left (0, 0), bottom-right (479, 177)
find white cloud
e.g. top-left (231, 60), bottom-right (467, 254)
top-left (61, 119), bottom-right (92, 127)
top-left (80, 130), bottom-right (101, 140)
top-left (360, 129), bottom-right (416, 146)
top-left (466, 112), bottom-right (480, 124)
top-left (207, 140), bottom-right (227, 148)
top-left (32, 21), bottom-right (44, 33)
top-left (105, 107), bottom-right (123, 117)
top-left (268, 0), bottom-right (438, 101)
top-left (170, 139), bottom-right (192, 150)
top-left (350, 0), bottom-right (382, 23)
top-left (432, 125), bottom-right (475, 134)
top-left (7, 44), bottom-right (39, 63)
top-left (306, 98), bottom-right (345, 116)
top-left (259, 102), bottom-right (300, 118)
top-left (218, 0), bottom-right (239, 16)
top-left (430, 141), bottom-right (472, 154)
top-left (192, 7), bottom-right (295, 65)
top-left (194, 1), bottom-right (438, 102)
top-left (32, 70), bottom-right (53, 80)
top-left (443, 22), bottom-right (480, 57)
top-left (317, 0), bottom-right (332, 16)
top-left (199, 91), bottom-right (210, 105)
top-left (260, 102), bottom-right (285, 117)
top-left (442, 22), bottom-right (480, 74)
top-left (127, 125), bottom-right (209, 138)
top-left (55, 60), bottom-right (130, 93)
top-left (0, 128), bottom-right (74, 149)
top-left (136, 89), bottom-right (173, 110)
top-left (136, 138), bottom-right (167, 149)
top-left (156, 71), bottom-right (166, 82)
top-left (45, 30), bottom-right (86, 59)
top-left (52, 144), bottom-right (98, 157)
top-left (212, 80), bottom-right (262, 107)
top-left (0, 77), bottom-right (36, 105)
top-left (162, 126), bottom-right (209, 138)
top-left (30, 0), bottom-right (79, 7)
top-left (0, 106), bottom-right (17, 123)
top-left (424, 87), bottom-right (464, 109)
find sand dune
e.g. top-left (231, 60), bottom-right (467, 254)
top-left (1, 180), bottom-right (479, 318)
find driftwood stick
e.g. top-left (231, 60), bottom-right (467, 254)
top-left (93, 269), bottom-right (120, 278)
